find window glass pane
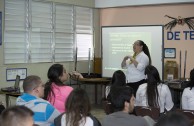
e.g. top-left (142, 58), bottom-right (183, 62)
top-left (55, 4), bottom-right (74, 62)
top-left (30, 1), bottom-right (52, 63)
top-left (75, 6), bottom-right (93, 60)
top-left (4, 0), bottom-right (27, 64)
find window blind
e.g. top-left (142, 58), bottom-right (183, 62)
top-left (54, 4), bottom-right (74, 62)
top-left (4, 0), bottom-right (94, 64)
top-left (4, 0), bottom-right (27, 64)
top-left (75, 6), bottom-right (93, 60)
top-left (30, 1), bottom-right (52, 63)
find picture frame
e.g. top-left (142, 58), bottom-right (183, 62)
top-left (164, 48), bottom-right (176, 58)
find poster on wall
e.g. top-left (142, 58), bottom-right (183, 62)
top-left (0, 12), bottom-right (2, 45)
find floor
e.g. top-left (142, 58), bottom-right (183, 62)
top-left (91, 104), bottom-right (106, 123)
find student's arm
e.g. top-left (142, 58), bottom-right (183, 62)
top-left (164, 85), bottom-right (174, 111)
top-left (45, 104), bottom-right (60, 124)
top-left (182, 89), bottom-right (189, 110)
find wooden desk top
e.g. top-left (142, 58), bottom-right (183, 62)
top-left (0, 91), bottom-right (21, 97)
top-left (168, 80), bottom-right (188, 91)
top-left (71, 77), bottom-right (111, 85)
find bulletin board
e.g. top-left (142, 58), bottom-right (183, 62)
top-left (6, 68), bottom-right (27, 81)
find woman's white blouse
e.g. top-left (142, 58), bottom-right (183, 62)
top-left (135, 83), bottom-right (174, 113)
top-left (182, 87), bottom-right (194, 110)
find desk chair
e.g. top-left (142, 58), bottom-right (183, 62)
top-left (102, 100), bottom-right (114, 115)
top-left (176, 109), bottom-right (194, 120)
top-left (135, 106), bottom-right (160, 121)
top-left (176, 109), bottom-right (194, 124)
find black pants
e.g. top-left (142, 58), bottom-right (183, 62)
top-left (127, 79), bottom-right (146, 97)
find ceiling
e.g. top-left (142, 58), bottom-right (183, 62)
top-left (95, 0), bottom-right (194, 8)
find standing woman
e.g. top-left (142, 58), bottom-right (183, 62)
top-left (44, 64), bottom-right (73, 113)
top-left (121, 40), bottom-right (151, 95)
top-left (136, 65), bottom-right (174, 113)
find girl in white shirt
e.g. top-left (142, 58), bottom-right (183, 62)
top-left (54, 88), bottom-right (101, 126)
top-left (182, 68), bottom-right (194, 110)
top-left (136, 65), bottom-right (174, 113)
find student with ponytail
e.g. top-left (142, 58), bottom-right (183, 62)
top-left (44, 64), bottom-right (73, 113)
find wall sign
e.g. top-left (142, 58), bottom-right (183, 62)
top-left (164, 48), bottom-right (176, 58)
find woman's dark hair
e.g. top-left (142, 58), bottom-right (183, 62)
top-left (189, 68), bottom-right (194, 90)
top-left (65, 88), bottom-right (91, 126)
top-left (111, 70), bottom-right (126, 87)
top-left (145, 65), bottom-right (161, 107)
top-left (155, 112), bottom-right (192, 126)
top-left (138, 40), bottom-right (152, 65)
top-left (110, 86), bottom-right (134, 112)
top-left (44, 64), bottom-right (65, 101)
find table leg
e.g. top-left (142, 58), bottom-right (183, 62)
top-left (5, 94), bottom-right (9, 108)
top-left (95, 84), bottom-right (97, 104)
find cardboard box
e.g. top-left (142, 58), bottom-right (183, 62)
top-left (164, 61), bottom-right (178, 80)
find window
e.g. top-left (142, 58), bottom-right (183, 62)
top-left (75, 6), bottom-right (93, 60)
top-left (4, 0), bottom-right (93, 64)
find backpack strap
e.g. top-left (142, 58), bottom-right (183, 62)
top-left (89, 114), bottom-right (102, 126)
top-left (54, 112), bottom-right (65, 126)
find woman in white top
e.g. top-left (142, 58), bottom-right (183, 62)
top-left (121, 40), bottom-right (151, 96)
top-left (136, 65), bottom-right (174, 113)
top-left (182, 68), bottom-right (194, 110)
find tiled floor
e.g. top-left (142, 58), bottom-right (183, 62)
top-left (91, 104), bottom-right (106, 123)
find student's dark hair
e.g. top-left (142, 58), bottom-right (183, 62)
top-left (138, 40), bottom-right (152, 65)
top-left (44, 64), bottom-right (65, 101)
top-left (145, 65), bottom-right (161, 107)
top-left (0, 106), bottom-right (34, 126)
top-left (65, 88), bottom-right (91, 126)
top-left (23, 75), bottom-right (41, 93)
top-left (189, 68), bottom-right (194, 90)
top-left (111, 70), bottom-right (126, 87)
top-left (110, 86), bottom-right (133, 112)
top-left (155, 112), bottom-right (192, 126)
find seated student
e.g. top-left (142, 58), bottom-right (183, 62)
top-left (182, 68), bottom-right (194, 110)
top-left (155, 112), bottom-right (192, 126)
top-left (54, 88), bottom-right (101, 126)
top-left (0, 106), bottom-right (34, 126)
top-left (136, 65), bottom-right (174, 113)
top-left (105, 70), bottom-right (126, 98)
top-left (44, 64), bottom-right (73, 113)
top-left (102, 86), bottom-right (154, 126)
top-left (16, 75), bottom-right (60, 126)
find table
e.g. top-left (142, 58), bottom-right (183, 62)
top-left (74, 78), bottom-right (111, 104)
top-left (0, 91), bottom-right (21, 107)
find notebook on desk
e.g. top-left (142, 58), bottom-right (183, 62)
top-left (1, 75), bottom-right (20, 93)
